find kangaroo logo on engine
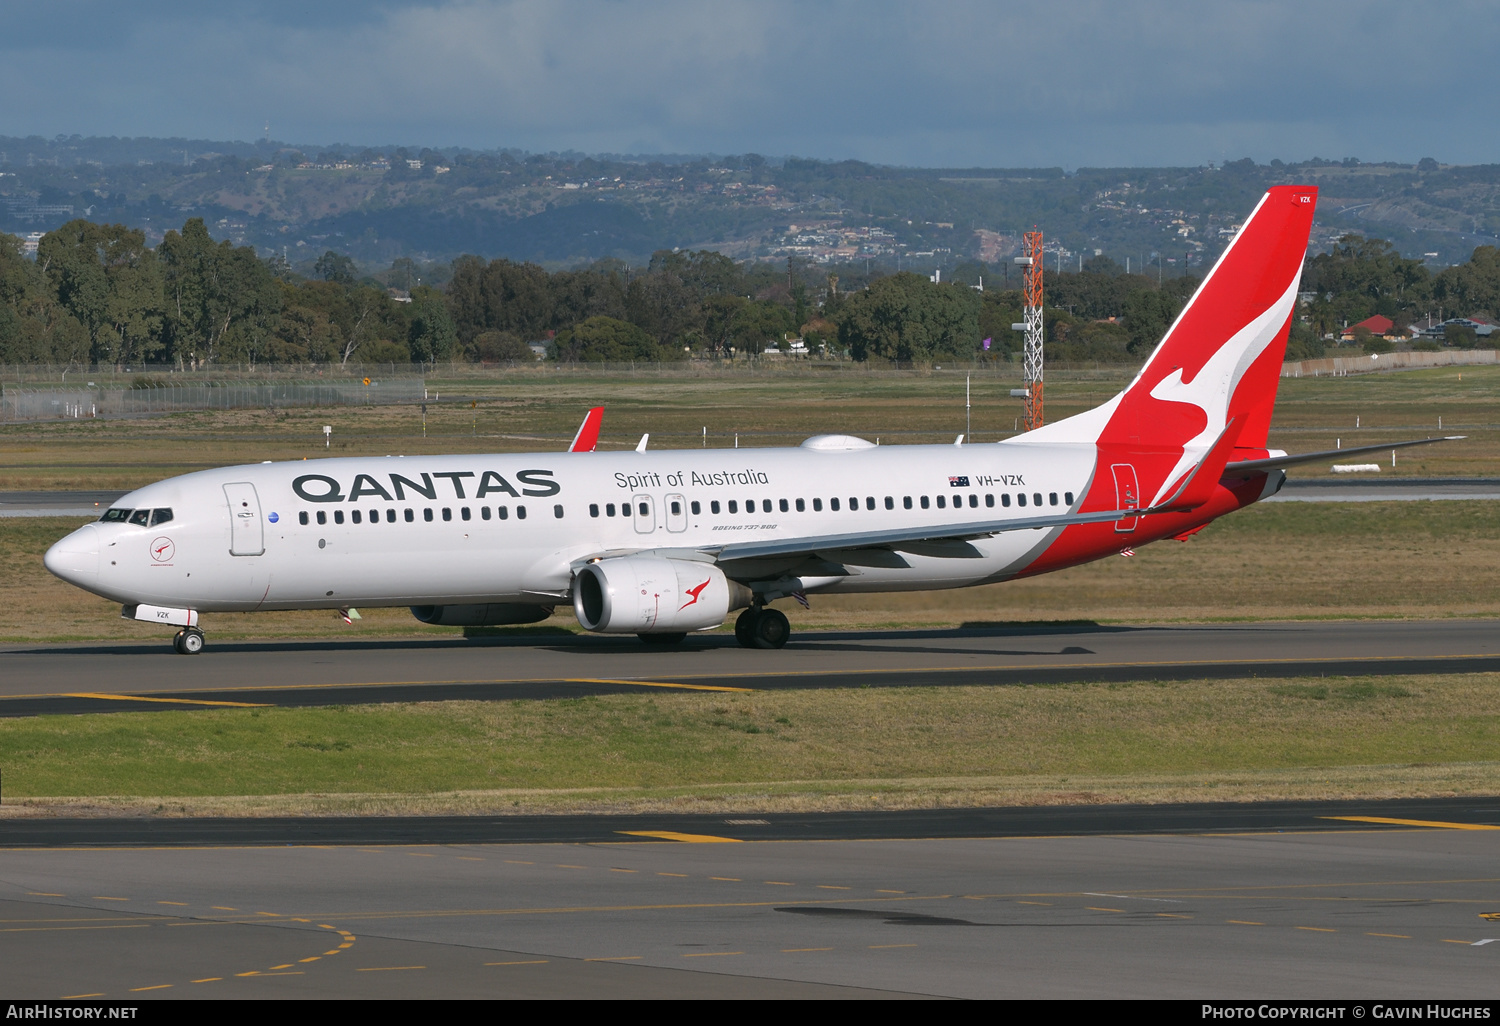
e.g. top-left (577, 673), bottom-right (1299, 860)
top-left (680, 579), bottom-right (712, 610)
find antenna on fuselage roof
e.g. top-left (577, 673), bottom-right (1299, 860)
top-left (635, 433), bottom-right (649, 453)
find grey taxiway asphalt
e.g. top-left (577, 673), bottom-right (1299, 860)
top-left (3, 800), bottom-right (1498, 999)
top-left (2, 618), bottom-right (1498, 716)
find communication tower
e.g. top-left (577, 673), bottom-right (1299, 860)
top-left (1017, 230), bottom-right (1044, 430)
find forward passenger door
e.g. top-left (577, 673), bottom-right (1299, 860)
top-left (224, 482), bottom-right (265, 555)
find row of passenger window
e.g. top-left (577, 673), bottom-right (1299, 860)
top-left (297, 489), bottom-right (1075, 528)
top-left (100, 507), bottom-right (174, 527)
top-left (587, 491), bottom-right (1074, 518)
top-left (297, 504), bottom-right (566, 526)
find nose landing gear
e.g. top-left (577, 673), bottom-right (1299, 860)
top-left (173, 627), bottom-right (205, 655)
top-left (734, 606), bottom-right (789, 649)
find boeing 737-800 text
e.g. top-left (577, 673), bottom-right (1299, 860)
top-left (43, 186), bottom-right (1457, 653)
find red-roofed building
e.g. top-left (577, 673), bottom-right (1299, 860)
top-left (1340, 314), bottom-right (1400, 342)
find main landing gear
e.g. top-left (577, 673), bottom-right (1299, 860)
top-left (735, 606), bottom-right (789, 650)
top-left (172, 627), bottom-right (205, 655)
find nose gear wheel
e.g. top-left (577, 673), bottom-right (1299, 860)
top-left (173, 627), bottom-right (205, 655)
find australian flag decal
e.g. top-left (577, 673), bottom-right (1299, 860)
top-left (949, 476), bottom-right (970, 487)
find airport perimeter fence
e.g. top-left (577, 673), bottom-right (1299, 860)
top-left (0, 362), bottom-right (430, 383)
top-left (0, 378), bottom-right (426, 422)
top-left (1282, 349), bottom-right (1499, 377)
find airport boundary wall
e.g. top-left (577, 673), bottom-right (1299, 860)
top-left (1282, 349), bottom-right (1498, 377)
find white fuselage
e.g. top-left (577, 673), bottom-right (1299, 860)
top-left (46, 438), bottom-right (1100, 613)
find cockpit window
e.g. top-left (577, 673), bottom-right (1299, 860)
top-left (149, 508), bottom-right (173, 527)
top-left (100, 508), bottom-right (131, 523)
top-left (128, 509), bottom-right (150, 526)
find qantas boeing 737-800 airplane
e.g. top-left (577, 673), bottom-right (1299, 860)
top-left (43, 186), bottom-right (1458, 654)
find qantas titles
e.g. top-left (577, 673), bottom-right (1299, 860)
top-left (292, 468), bottom-right (560, 503)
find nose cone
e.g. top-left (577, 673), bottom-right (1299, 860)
top-left (45, 524), bottom-right (100, 588)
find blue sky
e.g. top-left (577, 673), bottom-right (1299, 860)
top-left (4, 0), bottom-right (1497, 167)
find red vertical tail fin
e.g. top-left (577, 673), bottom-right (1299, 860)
top-left (1127, 185), bottom-right (1317, 455)
top-left (1017, 185), bottom-right (1316, 506)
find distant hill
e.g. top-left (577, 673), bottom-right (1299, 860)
top-left (3, 137), bottom-right (1498, 273)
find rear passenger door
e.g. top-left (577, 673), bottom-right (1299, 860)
top-left (1111, 464), bottom-right (1140, 533)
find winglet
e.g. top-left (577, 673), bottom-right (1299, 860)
top-left (569, 407), bottom-right (604, 452)
top-left (635, 433), bottom-right (649, 453)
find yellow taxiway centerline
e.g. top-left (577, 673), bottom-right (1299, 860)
top-left (1324, 816), bottom-right (1500, 831)
top-left (65, 692), bottom-right (270, 708)
top-left (563, 678), bottom-right (752, 693)
top-left (617, 831), bottom-right (744, 843)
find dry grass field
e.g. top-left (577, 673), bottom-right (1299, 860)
top-left (2, 363), bottom-right (1495, 813)
top-left (1, 363), bottom-right (1496, 491)
top-left (0, 674), bottom-right (1495, 816)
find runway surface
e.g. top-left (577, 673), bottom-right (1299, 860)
top-left (4, 796), bottom-right (1500, 848)
top-left (0, 491), bottom-right (121, 517)
top-left (2, 619), bottom-right (1497, 716)
top-left (1267, 477), bottom-right (1500, 502)
top-left (3, 801), bottom-right (1497, 999)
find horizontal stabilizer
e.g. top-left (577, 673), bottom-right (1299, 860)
top-left (1225, 436), bottom-right (1464, 475)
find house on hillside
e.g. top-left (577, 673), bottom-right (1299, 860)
top-left (1339, 314), bottom-right (1404, 343)
top-left (1416, 317), bottom-right (1495, 340)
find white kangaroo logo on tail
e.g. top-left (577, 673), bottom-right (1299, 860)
top-left (1146, 277), bottom-right (1301, 505)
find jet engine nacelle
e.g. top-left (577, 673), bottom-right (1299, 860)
top-left (573, 557), bottom-right (751, 634)
top-left (410, 603), bottom-right (555, 626)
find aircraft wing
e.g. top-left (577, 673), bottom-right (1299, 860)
top-left (1224, 435), bottom-right (1464, 474)
top-left (699, 505), bottom-right (1153, 564)
top-left (702, 418), bottom-right (1247, 565)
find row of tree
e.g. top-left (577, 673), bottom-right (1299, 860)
top-left (0, 219), bottom-right (454, 367)
top-left (5, 219), bottom-right (1498, 368)
top-left (1302, 235), bottom-right (1499, 339)
top-left (445, 249), bottom-right (801, 361)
